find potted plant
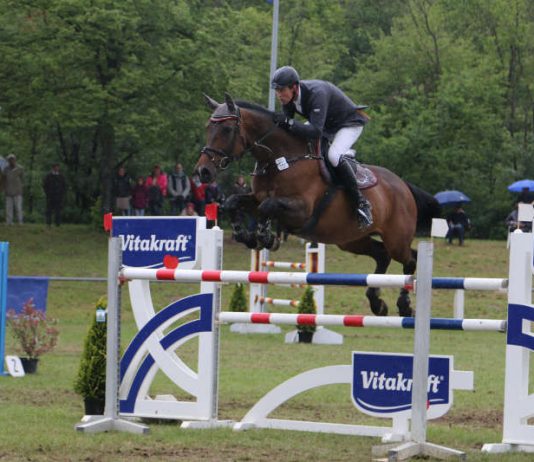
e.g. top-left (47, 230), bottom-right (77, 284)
top-left (296, 286), bottom-right (317, 343)
top-left (74, 297), bottom-right (107, 415)
top-left (228, 283), bottom-right (247, 312)
top-left (6, 298), bottom-right (59, 373)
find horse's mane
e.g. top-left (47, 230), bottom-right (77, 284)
top-left (235, 100), bottom-right (275, 118)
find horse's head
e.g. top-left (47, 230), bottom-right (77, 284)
top-left (195, 92), bottom-right (247, 184)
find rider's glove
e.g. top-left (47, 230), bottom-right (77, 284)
top-left (273, 112), bottom-right (292, 130)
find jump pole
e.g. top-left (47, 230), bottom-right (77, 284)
top-left (243, 243), bottom-right (341, 343)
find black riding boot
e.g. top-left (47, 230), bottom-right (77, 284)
top-left (335, 155), bottom-right (373, 228)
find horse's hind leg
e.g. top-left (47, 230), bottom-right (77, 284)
top-left (338, 238), bottom-right (391, 316)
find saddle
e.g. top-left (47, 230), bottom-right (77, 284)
top-left (295, 140), bottom-right (376, 235)
top-left (314, 139), bottom-right (377, 190)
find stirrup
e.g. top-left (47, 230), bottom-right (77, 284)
top-left (357, 199), bottom-right (373, 227)
top-left (357, 208), bottom-right (373, 227)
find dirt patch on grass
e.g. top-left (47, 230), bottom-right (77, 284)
top-left (16, 444), bottom-right (293, 462)
top-left (438, 408), bottom-right (502, 428)
top-left (3, 387), bottom-right (79, 408)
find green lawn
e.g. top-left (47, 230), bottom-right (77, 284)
top-left (0, 224), bottom-right (532, 461)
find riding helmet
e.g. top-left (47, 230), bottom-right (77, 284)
top-left (271, 66), bottom-right (300, 89)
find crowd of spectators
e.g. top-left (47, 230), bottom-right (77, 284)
top-left (112, 163), bottom-right (245, 219)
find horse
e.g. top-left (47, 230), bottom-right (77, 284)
top-left (195, 93), bottom-right (440, 316)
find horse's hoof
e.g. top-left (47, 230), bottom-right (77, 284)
top-left (268, 236), bottom-right (281, 251)
top-left (371, 300), bottom-right (388, 316)
top-left (397, 295), bottom-right (413, 317)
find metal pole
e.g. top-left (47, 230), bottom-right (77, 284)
top-left (104, 237), bottom-right (121, 420)
top-left (410, 241), bottom-right (433, 443)
top-left (268, 0), bottom-right (279, 111)
top-left (376, 241), bottom-right (465, 460)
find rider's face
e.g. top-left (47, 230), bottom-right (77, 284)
top-left (275, 85), bottom-right (296, 105)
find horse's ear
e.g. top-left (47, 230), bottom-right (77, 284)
top-left (203, 94), bottom-right (219, 110)
top-left (224, 92), bottom-right (236, 113)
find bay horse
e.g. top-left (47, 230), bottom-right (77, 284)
top-left (195, 93), bottom-right (440, 316)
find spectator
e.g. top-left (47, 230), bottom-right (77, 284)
top-left (0, 157), bottom-right (5, 217)
top-left (505, 202), bottom-right (532, 233)
top-left (190, 174), bottom-right (207, 216)
top-left (206, 180), bottom-right (224, 206)
top-left (131, 176), bottom-right (148, 216)
top-left (230, 174), bottom-right (255, 233)
top-left (446, 203), bottom-right (471, 245)
top-left (146, 164), bottom-right (168, 199)
top-left (42, 163), bottom-right (67, 227)
top-left (113, 166), bottom-right (132, 216)
top-left (518, 187), bottom-right (534, 205)
top-left (231, 174), bottom-right (251, 196)
top-left (167, 162), bottom-right (190, 215)
top-left (2, 154), bottom-right (24, 225)
top-left (146, 165), bottom-right (167, 216)
top-left (180, 201), bottom-right (198, 217)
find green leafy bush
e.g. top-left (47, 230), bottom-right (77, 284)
top-left (74, 297), bottom-right (107, 401)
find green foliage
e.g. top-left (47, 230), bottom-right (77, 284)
top-left (228, 283), bottom-right (248, 312)
top-left (296, 286), bottom-right (316, 334)
top-left (74, 297), bottom-right (107, 401)
top-left (6, 299), bottom-right (59, 359)
top-left (0, 0), bottom-right (532, 236)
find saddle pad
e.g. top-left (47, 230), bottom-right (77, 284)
top-left (356, 165), bottom-right (377, 190)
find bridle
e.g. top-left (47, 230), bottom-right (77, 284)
top-left (200, 106), bottom-right (279, 170)
top-left (200, 109), bottom-right (243, 170)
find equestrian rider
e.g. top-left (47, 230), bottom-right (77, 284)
top-left (271, 65), bottom-right (373, 228)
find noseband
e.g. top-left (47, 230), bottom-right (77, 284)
top-left (200, 110), bottom-right (242, 170)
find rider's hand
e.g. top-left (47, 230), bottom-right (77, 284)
top-left (273, 112), bottom-right (291, 129)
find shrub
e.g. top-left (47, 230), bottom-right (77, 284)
top-left (228, 283), bottom-right (247, 312)
top-left (7, 299), bottom-right (59, 359)
top-left (297, 286), bottom-right (317, 334)
top-left (74, 297), bottom-right (107, 401)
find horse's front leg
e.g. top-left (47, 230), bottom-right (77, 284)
top-left (256, 196), bottom-right (308, 250)
top-left (224, 193), bottom-right (260, 249)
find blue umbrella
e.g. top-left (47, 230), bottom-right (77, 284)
top-left (507, 179), bottom-right (534, 192)
top-left (434, 190), bottom-right (471, 206)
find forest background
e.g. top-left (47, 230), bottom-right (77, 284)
top-left (0, 0), bottom-right (532, 239)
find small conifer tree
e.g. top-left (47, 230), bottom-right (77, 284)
top-left (296, 286), bottom-right (317, 335)
top-left (229, 283), bottom-right (248, 312)
top-left (74, 297), bottom-right (107, 402)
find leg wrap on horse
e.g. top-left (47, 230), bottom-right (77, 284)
top-left (256, 220), bottom-right (280, 251)
top-left (335, 155), bottom-right (373, 228)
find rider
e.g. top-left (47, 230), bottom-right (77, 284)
top-left (271, 65), bottom-right (373, 228)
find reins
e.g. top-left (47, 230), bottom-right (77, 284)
top-left (201, 106), bottom-right (321, 174)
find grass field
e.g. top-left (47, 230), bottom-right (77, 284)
top-left (1, 223), bottom-right (532, 461)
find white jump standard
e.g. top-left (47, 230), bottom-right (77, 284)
top-left (78, 215), bottom-right (534, 458)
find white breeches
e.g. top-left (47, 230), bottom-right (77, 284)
top-left (327, 126), bottom-right (363, 167)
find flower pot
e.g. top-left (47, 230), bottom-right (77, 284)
top-left (297, 331), bottom-right (314, 343)
top-left (20, 357), bottom-right (39, 374)
top-left (84, 397), bottom-right (105, 416)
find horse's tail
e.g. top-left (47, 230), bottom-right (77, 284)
top-left (405, 182), bottom-right (441, 233)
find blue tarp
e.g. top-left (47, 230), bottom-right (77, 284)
top-left (7, 276), bottom-right (49, 314)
